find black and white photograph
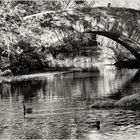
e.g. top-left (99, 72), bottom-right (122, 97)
top-left (0, 0), bottom-right (140, 139)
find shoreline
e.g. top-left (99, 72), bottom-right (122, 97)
top-left (0, 66), bottom-right (100, 83)
top-left (0, 71), bottom-right (73, 83)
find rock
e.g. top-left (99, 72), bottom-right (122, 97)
top-left (1, 69), bottom-right (13, 76)
top-left (90, 94), bottom-right (140, 110)
top-left (114, 94), bottom-right (140, 109)
top-left (90, 100), bottom-right (115, 108)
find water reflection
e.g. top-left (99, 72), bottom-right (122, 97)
top-left (0, 66), bottom-right (140, 139)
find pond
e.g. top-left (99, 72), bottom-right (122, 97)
top-left (0, 66), bottom-right (140, 139)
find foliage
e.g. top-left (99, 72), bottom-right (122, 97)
top-left (0, 3), bottom-right (22, 52)
top-left (10, 0), bottom-right (63, 16)
top-left (10, 40), bottom-right (47, 75)
top-left (0, 1), bottom-right (48, 75)
top-left (47, 32), bottom-right (99, 59)
top-left (96, 36), bottom-right (134, 63)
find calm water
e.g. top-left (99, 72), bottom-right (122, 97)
top-left (0, 66), bottom-right (140, 139)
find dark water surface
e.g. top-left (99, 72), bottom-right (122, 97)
top-left (0, 66), bottom-right (140, 139)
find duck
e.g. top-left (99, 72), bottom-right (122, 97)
top-left (23, 101), bottom-right (33, 116)
top-left (96, 120), bottom-right (100, 130)
top-left (87, 120), bottom-right (100, 130)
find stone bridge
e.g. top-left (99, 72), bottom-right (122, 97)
top-left (24, 6), bottom-right (140, 60)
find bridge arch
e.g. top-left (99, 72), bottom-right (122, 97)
top-left (23, 6), bottom-right (140, 61)
top-left (85, 30), bottom-right (140, 61)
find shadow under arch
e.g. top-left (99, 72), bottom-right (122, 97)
top-left (85, 30), bottom-right (140, 61)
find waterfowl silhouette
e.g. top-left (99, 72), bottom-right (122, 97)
top-left (23, 101), bottom-right (33, 116)
top-left (87, 119), bottom-right (101, 130)
top-left (96, 120), bottom-right (100, 130)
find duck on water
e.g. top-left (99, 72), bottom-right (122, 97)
top-left (96, 121), bottom-right (100, 130)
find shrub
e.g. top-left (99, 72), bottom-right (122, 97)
top-left (10, 40), bottom-right (47, 75)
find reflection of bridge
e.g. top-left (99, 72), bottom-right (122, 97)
top-left (24, 6), bottom-right (140, 61)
